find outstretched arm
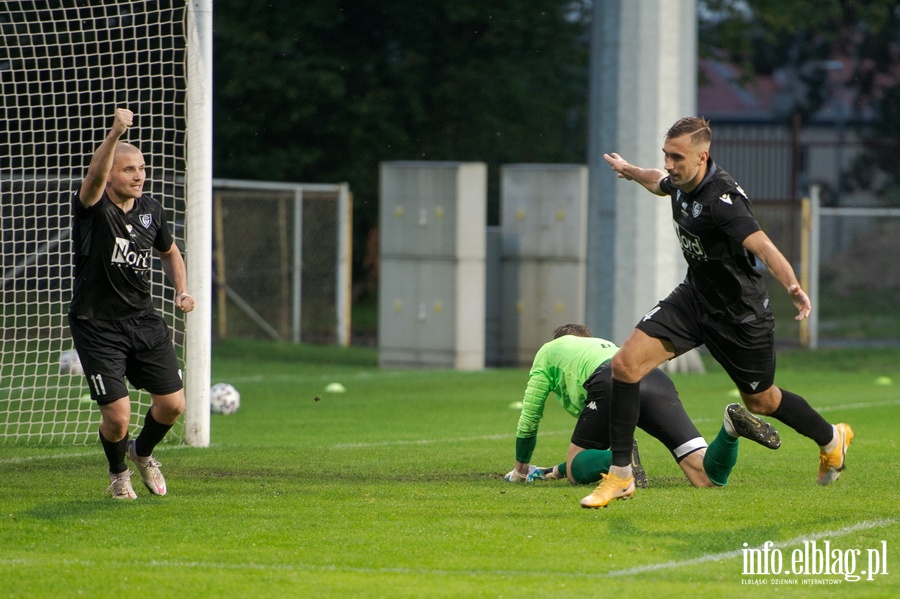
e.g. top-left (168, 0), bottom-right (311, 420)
top-left (79, 108), bottom-right (133, 208)
top-left (603, 152), bottom-right (668, 197)
top-left (742, 230), bottom-right (811, 320)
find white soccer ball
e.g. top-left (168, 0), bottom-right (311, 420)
top-left (59, 349), bottom-right (83, 375)
top-left (210, 382), bottom-right (241, 415)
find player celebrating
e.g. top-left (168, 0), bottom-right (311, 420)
top-left (68, 108), bottom-right (195, 499)
top-left (505, 324), bottom-right (781, 489)
top-left (583, 116), bottom-right (852, 508)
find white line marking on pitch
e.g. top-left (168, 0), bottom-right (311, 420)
top-left (330, 398), bottom-right (900, 449)
top-left (0, 444), bottom-right (190, 465)
top-left (815, 398), bottom-right (900, 412)
top-left (604, 518), bottom-right (895, 577)
top-left (2, 519), bottom-right (892, 580)
top-left (4, 399), bottom-right (896, 459)
top-left (331, 432), bottom-right (540, 449)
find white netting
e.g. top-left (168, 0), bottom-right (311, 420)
top-left (1, 1), bottom-right (186, 444)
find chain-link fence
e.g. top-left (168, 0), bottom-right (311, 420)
top-left (212, 180), bottom-right (352, 345)
top-left (716, 124), bottom-right (900, 347)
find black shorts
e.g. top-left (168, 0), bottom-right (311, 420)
top-left (635, 283), bottom-right (776, 394)
top-left (571, 366), bottom-right (706, 461)
top-left (68, 311), bottom-right (184, 405)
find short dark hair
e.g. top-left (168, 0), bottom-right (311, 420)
top-left (666, 116), bottom-right (711, 145)
top-left (552, 323), bottom-right (592, 339)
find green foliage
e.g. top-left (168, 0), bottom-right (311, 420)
top-left (700, 0), bottom-right (899, 75)
top-left (2, 341), bottom-right (899, 596)
top-left (699, 0), bottom-right (900, 197)
top-left (213, 0), bottom-right (900, 290)
top-left (699, 0), bottom-right (899, 116)
top-left (213, 0), bottom-right (589, 240)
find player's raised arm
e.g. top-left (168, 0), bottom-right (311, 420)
top-left (603, 152), bottom-right (668, 196)
top-left (78, 108), bottom-right (133, 208)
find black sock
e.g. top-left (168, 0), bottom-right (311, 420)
top-left (770, 389), bottom-right (834, 446)
top-left (99, 430), bottom-right (128, 474)
top-left (610, 379), bottom-right (641, 467)
top-left (135, 410), bottom-right (174, 457)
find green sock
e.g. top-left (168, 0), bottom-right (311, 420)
top-left (570, 449), bottom-right (613, 484)
top-left (556, 461), bottom-right (567, 478)
top-left (703, 426), bottom-right (739, 486)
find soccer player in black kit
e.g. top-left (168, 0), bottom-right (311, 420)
top-left (581, 117), bottom-right (853, 508)
top-left (68, 108), bottom-right (195, 499)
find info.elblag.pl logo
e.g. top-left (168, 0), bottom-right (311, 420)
top-left (741, 540), bottom-right (889, 586)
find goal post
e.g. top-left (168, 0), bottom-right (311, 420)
top-left (184, 0), bottom-right (214, 447)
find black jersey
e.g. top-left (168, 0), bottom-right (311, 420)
top-left (68, 190), bottom-right (174, 320)
top-left (659, 159), bottom-right (770, 323)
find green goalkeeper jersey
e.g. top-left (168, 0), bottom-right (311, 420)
top-left (515, 335), bottom-right (618, 463)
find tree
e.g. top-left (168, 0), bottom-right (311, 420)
top-left (213, 0), bottom-right (590, 285)
top-left (213, 0), bottom-right (900, 288)
top-left (699, 0), bottom-right (900, 201)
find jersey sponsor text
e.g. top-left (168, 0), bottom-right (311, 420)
top-left (111, 237), bottom-right (151, 270)
top-left (674, 224), bottom-right (707, 260)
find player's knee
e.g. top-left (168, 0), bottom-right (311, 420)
top-left (102, 418), bottom-right (130, 441)
top-left (739, 388), bottom-right (778, 415)
top-left (160, 401), bottom-right (185, 421)
top-left (610, 352), bottom-right (644, 383)
top-left (152, 392), bottom-right (185, 422)
top-left (165, 402), bottom-right (185, 420)
top-left (99, 397), bottom-right (131, 440)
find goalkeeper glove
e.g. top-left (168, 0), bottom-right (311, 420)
top-left (504, 464), bottom-right (540, 482)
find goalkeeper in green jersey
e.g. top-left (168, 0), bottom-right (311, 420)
top-left (505, 324), bottom-right (781, 487)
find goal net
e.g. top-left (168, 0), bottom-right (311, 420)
top-left (1, 1), bottom-right (187, 445)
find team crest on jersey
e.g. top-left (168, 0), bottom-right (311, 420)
top-left (140, 214), bottom-right (152, 228)
top-left (691, 201), bottom-right (702, 218)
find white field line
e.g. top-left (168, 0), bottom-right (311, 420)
top-left (0, 444), bottom-right (190, 465)
top-left (604, 518), bottom-right (896, 577)
top-left (814, 398), bottom-right (900, 413)
top-left (221, 369), bottom-right (466, 384)
top-left (1, 397), bottom-right (896, 579)
top-left (1, 519), bottom-right (893, 579)
top-left (3, 398), bottom-right (897, 461)
top-left (331, 397), bottom-right (900, 450)
top-left (331, 432), bottom-right (536, 449)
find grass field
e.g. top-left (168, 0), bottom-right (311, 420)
top-left (2, 341), bottom-right (898, 597)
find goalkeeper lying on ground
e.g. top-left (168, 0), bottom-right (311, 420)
top-left (505, 324), bottom-right (781, 487)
